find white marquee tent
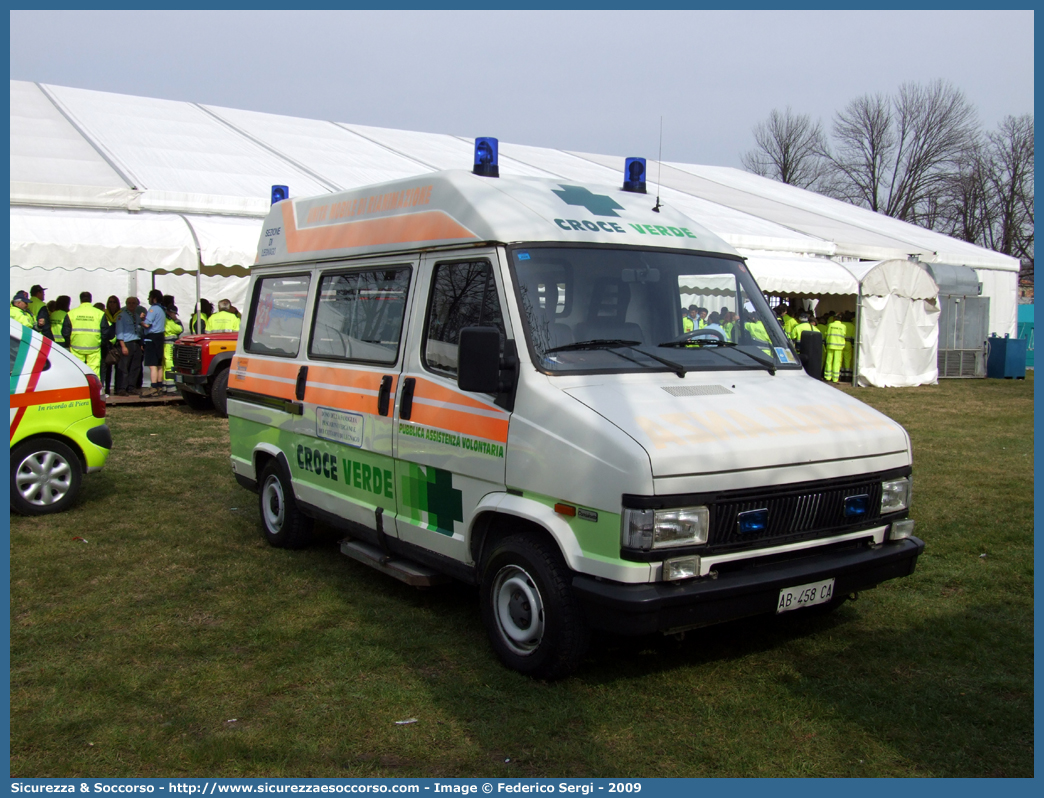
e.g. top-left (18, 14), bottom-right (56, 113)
top-left (10, 80), bottom-right (1021, 386)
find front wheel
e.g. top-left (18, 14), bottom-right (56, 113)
top-left (211, 367), bottom-right (230, 418)
top-left (258, 461), bottom-right (313, 549)
top-left (480, 533), bottom-right (589, 680)
top-left (11, 438), bottom-right (84, 515)
top-left (179, 388), bottom-right (212, 411)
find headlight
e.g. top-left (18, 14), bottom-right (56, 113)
top-left (881, 477), bottom-right (912, 514)
top-left (622, 507), bottom-right (709, 551)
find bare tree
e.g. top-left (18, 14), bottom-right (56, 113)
top-left (935, 114), bottom-right (1033, 281)
top-left (987, 114), bottom-right (1034, 269)
top-left (823, 80), bottom-right (979, 225)
top-left (741, 107), bottom-right (828, 189)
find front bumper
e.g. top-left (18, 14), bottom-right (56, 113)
top-left (573, 536), bottom-right (924, 635)
top-left (174, 373), bottom-right (208, 395)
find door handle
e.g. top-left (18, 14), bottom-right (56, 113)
top-left (295, 365), bottom-right (308, 401)
top-left (399, 377), bottom-right (416, 420)
top-left (377, 375), bottom-right (393, 416)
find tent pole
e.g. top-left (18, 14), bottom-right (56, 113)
top-left (178, 215), bottom-right (204, 333)
top-left (853, 290), bottom-right (862, 388)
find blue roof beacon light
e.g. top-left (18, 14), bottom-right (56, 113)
top-left (473, 137), bottom-right (499, 177)
top-left (623, 157), bottom-right (647, 194)
top-left (271, 185), bottom-right (289, 205)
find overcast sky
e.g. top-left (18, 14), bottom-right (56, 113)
top-left (10, 9), bottom-right (1035, 169)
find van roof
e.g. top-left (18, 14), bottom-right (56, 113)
top-left (254, 170), bottom-right (738, 267)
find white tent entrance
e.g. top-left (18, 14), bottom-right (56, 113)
top-left (842, 260), bottom-right (941, 388)
top-left (10, 206), bottom-right (260, 321)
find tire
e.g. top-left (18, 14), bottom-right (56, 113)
top-left (258, 460), bottom-right (313, 549)
top-left (11, 438), bottom-right (84, 516)
top-left (211, 367), bottom-right (230, 418)
top-left (480, 533), bottom-right (589, 680)
top-left (179, 389), bottom-right (213, 411)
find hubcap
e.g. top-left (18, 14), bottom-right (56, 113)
top-left (492, 564), bottom-right (545, 655)
top-left (16, 450), bottom-right (72, 506)
top-left (262, 476), bottom-right (285, 532)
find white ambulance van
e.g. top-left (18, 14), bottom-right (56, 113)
top-left (229, 143), bottom-right (922, 678)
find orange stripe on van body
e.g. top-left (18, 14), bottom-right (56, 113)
top-left (408, 377), bottom-right (508, 443)
top-left (229, 356), bottom-right (298, 400)
top-left (305, 368), bottom-right (396, 416)
top-left (9, 386), bottom-right (91, 408)
top-left (282, 203), bottom-right (478, 254)
top-left (307, 365), bottom-right (393, 393)
top-left (305, 386), bottom-right (377, 416)
top-left (412, 377), bottom-right (505, 413)
top-left (408, 403), bottom-right (509, 444)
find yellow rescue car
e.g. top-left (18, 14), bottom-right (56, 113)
top-left (10, 318), bottom-right (112, 514)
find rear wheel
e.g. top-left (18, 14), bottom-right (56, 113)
top-left (211, 367), bottom-right (230, 418)
top-left (11, 438), bottom-right (83, 515)
top-left (179, 389), bottom-right (212, 411)
top-left (258, 461), bottom-right (313, 549)
top-left (480, 533), bottom-right (589, 680)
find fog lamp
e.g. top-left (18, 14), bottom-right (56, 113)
top-left (664, 556), bottom-right (700, 581)
top-left (889, 519), bottom-right (916, 540)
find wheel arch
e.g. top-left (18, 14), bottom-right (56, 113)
top-left (252, 443), bottom-right (293, 486)
top-left (469, 494), bottom-right (584, 574)
top-left (206, 352), bottom-right (234, 379)
top-left (11, 432), bottom-right (88, 472)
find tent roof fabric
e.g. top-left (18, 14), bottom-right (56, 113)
top-left (739, 251), bottom-right (859, 295)
top-left (840, 260), bottom-right (939, 300)
top-left (10, 80), bottom-right (1021, 280)
top-left (10, 205), bottom-right (262, 273)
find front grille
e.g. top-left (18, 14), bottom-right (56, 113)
top-left (710, 476), bottom-right (884, 550)
top-left (173, 344), bottom-right (202, 373)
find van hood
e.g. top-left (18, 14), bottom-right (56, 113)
top-left (563, 374), bottom-right (909, 478)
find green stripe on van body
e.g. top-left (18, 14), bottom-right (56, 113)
top-left (230, 416), bottom-right (397, 506)
top-left (507, 489), bottom-right (622, 562)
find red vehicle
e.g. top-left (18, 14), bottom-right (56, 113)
top-left (172, 332), bottom-right (238, 416)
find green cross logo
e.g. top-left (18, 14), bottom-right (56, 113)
top-left (402, 464), bottom-right (464, 536)
top-left (551, 185), bottom-right (625, 217)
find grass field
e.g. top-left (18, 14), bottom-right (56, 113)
top-left (9, 374), bottom-right (1034, 777)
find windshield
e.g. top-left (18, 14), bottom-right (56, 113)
top-left (509, 245), bottom-right (800, 375)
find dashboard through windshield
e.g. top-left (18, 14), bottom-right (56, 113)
top-left (508, 244), bottom-right (800, 375)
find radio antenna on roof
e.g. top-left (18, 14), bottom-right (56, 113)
top-left (652, 116), bottom-right (663, 213)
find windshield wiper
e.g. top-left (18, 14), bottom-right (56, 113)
top-left (725, 346), bottom-right (777, 375)
top-left (658, 337), bottom-right (777, 375)
top-left (546, 339), bottom-right (642, 353)
top-left (546, 339), bottom-right (689, 377)
top-left (658, 337), bottom-right (734, 348)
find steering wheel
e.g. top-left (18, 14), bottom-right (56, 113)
top-left (673, 328), bottom-right (726, 344)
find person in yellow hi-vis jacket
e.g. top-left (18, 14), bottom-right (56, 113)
top-left (10, 291), bottom-right (35, 328)
top-left (842, 311), bottom-right (856, 379)
top-left (68, 291), bottom-right (110, 378)
top-left (205, 299), bottom-right (241, 333)
top-left (163, 298), bottom-right (184, 394)
top-left (824, 312), bottom-right (847, 383)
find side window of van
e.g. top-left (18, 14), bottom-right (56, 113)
top-left (245, 275), bottom-right (311, 357)
top-left (309, 267), bottom-right (411, 363)
top-left (424, 259), bottom-right (505, 377)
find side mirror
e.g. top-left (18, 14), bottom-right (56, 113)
top-left (457, 327), bottom-right (502, 393)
